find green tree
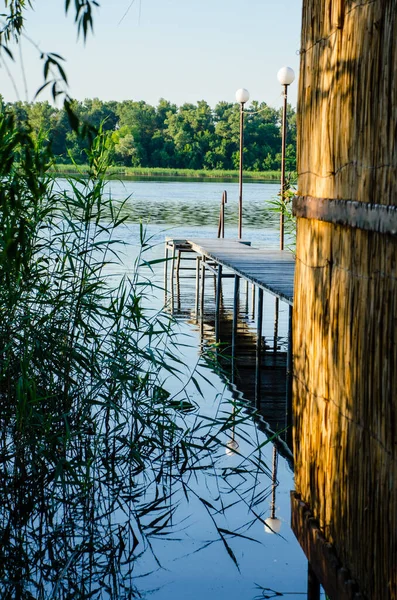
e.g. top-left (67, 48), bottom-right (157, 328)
top-left (5, 97), bottom-right (297, 171)
top-left (27, 101), bottom-right (57, 137)
top-left (165, 100), bottom-right (215, 169)
top-left (210, 102), bottom-right (240, 170)
top-left (111, 125), bottom-right (140, 166)
top-left (79, 98), bottom-right (118, 131)
top-left (116, 100), bottom-right (158, 166)
top-left (244, 102), bottom-right (280, 171)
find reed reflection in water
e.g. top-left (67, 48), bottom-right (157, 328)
top-left (1, 179), bottom-right (308, 599)
top-left (0, 348), bottom-right (281, 599)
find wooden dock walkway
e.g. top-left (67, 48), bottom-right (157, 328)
top-left (164, 236), bottom-right (296, 449)
top-left (186, 238), bottom-right (295, 305)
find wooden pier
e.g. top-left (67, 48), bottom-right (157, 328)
top-left (164, 236), bottom-right (296, 445)
top-left (164, 238), bottom-right (294, 311)
top-left (182, 238), bottom-right (294, 304)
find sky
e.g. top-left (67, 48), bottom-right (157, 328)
top-left (0, 0), bottom-right (302, 109)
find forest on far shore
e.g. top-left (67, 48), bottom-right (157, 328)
top-left (4, 97), bottom-right (297, 172)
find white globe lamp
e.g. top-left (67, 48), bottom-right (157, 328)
top-left (277, 66), bottom-right (295, 86)
top-left (235, 88), bottom-right (250, 104)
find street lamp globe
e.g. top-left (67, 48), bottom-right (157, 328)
top-left (235, 88), bottom-right (250, 104)
top-left (277, 66), bottom-right (295, 86)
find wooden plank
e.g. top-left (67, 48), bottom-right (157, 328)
top-left (293, 196), bottom-right (397, 235)
top-left (186, 238), bottom-right (295, 305)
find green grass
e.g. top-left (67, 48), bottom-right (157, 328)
top-left (50, 164), bottom-right (291, 181)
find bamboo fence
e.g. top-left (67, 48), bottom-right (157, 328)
top-left (293, 1), bottom-right (397, 598)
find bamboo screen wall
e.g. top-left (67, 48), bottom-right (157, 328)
top-left (293, 1), bottom-right (397, 598)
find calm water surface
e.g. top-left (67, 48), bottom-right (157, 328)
top-left (48, 179), bottom-right (319, 599)
top-left (106, 179), bottom-right (280, 230)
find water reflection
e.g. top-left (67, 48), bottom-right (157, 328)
top-left (13, 181), bottom-right (308, 598)
top-left (264, 445), bottom-right (282, 534)
top-left (170, 265), bottom-right (291, 443)
top-left (0, 398), bottom-right (280, 598)
top-left (56, 178), bottom-right (280, 229)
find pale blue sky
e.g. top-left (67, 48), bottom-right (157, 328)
top-left (1, 0), bottom-right (302, 108)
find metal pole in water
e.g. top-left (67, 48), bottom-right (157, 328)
top-left (255, 288), bottom-right (263, 409)
top-left (176, 249), bottom-right (181, 278)
top-left (215, 264), bottom-right (223, 343)
top-left (244, 280), bottom-right (249, 314)
top-left (221, 191), bottom-right (226, 238)
top-left (286, 304), bottom-right (293, 446)
top-left (164, 243), bottom-right (169, 305)
top-left (176, 267), bottom-right (181, 313)
top-left (169, 243), bottom-right (176, 313)
top-left (195, 256), bottom-right (201, 324)
top-left (217, 191), bottom-right (227, 239)
top-left (251, 283), bottom-right (256, 320)
top-left (232, 275), bottom-right (240, 382)
top-left (273, 297), bottom-right (279, 353)
top-left (200, 258), bottom-right (206, 340)
top-left (169, 244), bottom-right (176, 315)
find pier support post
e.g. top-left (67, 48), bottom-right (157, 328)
top-left (215, 265), bottom-right (223, 343)
top-left (176, 266), bottom-right (181, 313)
top-left (200, 258), bottom-right (206, 340)
top-left (176, 249), bottom-right (181, 278)
top-left (164, 242), bottom-right (169, 304)
top-left (169, 243), bottom-right (176, 315)
top-left (273, 297), bottom-right (279, 353)
top-left (255, 287), bottom-right (263, 409)
top-left (232, 275), bottom-right (240, 381)
top-left (251, 283), bottom-right (256, 320)
top-left (244, 280), bottom-right (249, 314)
top-left (195, 256), bottom-right (201, 324)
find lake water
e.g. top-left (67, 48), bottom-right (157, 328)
top-left (98, 179), bottom-right (313, 599)
top-left (20, 178), bottom-right (320, 599)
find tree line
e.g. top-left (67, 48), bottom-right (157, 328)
top-left (5, 97), bottom-right (297, 172)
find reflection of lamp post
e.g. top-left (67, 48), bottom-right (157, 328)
top-left (277, 66), bottom-right (295, 251)
top-left (235, 88), bottom-right (250, 240)
top-left (264, 445), bottom-right (281, 534)
top-left (225, 436), bottom-right (239, 456)
top-left (225, 402), bottom-right (239, 456)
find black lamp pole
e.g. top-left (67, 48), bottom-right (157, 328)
top-left (238, 101), bottom-right (245, 240)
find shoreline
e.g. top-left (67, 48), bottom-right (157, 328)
top-left (50, 165), bottom-right (294, 182)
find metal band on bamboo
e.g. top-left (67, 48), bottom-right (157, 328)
top-left (293, 195), bottom-right (397, 235)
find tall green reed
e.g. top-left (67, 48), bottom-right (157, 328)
top-left (0, 108), bottom-right (272, 598)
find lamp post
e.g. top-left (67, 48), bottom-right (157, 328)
top-left (277, 66), bottom-right (295, 250)
top-left (235, 88), bottom-right (250, 240)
